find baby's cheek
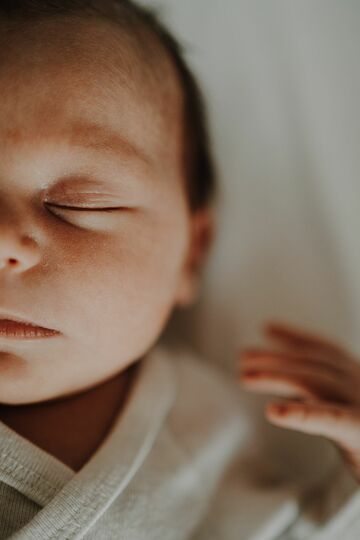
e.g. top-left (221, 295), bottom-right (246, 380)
top-left (46, 211), bottom-right (186, 345)
top-left (90, 233), bottom-right (183, 345)
top-left (80, 261), bottom-right (174, 363)
top-left (104, 245), bottom-right (180, 326)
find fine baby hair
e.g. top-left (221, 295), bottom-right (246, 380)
top-left (0, 0), bottom-right (217, 213)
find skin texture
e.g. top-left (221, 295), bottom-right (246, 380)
top-left (238, 321), bottom-right (360, 484)
top-left (0, 16), bottom-right (213, 469)
top-left (0, 14), bottom-right (357, 486)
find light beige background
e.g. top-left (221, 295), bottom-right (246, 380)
top-left (144, 0), bottom-right (360, 482)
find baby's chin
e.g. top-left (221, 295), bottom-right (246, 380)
top-left (0, 351), bottom-right (32, 405)
top-left (0, 350), bottom-right (64, 406)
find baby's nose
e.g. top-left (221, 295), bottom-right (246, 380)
top-left (0, 230), bottom-right (41, 274)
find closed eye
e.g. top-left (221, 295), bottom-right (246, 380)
top-left (44, 202), bottom-right (131, 212)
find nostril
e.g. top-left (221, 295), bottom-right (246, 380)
top-left (8, 258), bottom-right (18, 266)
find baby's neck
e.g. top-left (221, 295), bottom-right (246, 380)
top-left (0, 361), bottom-right (140, 472)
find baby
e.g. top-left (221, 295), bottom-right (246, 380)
top-left (0, 0), bottom-right (359, 539)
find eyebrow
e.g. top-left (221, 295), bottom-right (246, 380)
top-left (5, 120), bottom-right (151, 167)
top-left (63, 121), bottom-right (151, 166)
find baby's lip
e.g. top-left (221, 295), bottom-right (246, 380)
top-left (0, 311), bottom-right (61, 339)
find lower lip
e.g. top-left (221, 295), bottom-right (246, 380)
top-left (0, 320), bottom-right (60, 339)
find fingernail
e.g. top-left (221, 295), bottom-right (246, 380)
top-left (240, 369), bottom-right (260, 378)
top-left (271, 403), bottom-right (288, 415)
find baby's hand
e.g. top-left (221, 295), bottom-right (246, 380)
top-left (238, 321), bottom-right (360, 483)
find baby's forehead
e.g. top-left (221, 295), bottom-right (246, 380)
top-left (0, 15), bottom-right (184, 163)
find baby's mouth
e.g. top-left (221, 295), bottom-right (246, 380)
top-left (0, 316), bottom-right (61, 339)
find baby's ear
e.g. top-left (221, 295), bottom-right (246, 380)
top-left (175, 207), bottom-right (216, 307)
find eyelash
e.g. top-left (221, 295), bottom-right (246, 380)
top-left (44, 203), bottom-right (128, 212)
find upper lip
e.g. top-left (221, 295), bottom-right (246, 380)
top-left (0, 311), bottom-right (59, 332)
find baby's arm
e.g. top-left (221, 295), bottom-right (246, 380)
top-left (238, 322), bottom-right (360, 483)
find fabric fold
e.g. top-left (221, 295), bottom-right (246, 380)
top-left (8, 345), bottom-right (177, 540)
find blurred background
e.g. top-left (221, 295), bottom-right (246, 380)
top-left (143, 0), bottom-right (360, 486)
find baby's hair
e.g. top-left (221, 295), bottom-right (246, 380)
top-left (0, 0), bottom-right (217, 212)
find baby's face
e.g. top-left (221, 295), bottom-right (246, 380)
top-left (0, 17), bottom-right (193, 404)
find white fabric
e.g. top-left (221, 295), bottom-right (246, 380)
top-left (0, 343), bottom-right (358, 539)
top-left (150, 0), bottom-right (360, 483)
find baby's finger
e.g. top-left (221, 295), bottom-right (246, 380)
top-left (239, 370), bottom-right (319, 400)
top-left (266, 400), bottom-right (360, 451)
top-left (263, 321), bottom-right (347, 359)
top-left (239, 369), bottom-right (351, 404)
top-left (239, 348), bottom-right (345, 378)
